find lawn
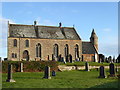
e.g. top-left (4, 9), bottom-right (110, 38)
top-left (2, 69), bottom-right (119, 88)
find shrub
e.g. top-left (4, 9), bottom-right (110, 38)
top-left (2, 61), bottom-right (58, 73)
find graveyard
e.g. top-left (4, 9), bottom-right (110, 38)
top-left (2, 61), bottom-right (120, 88)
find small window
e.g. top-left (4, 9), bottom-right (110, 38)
top-left (13, 39), bottom-right (17, 47)
top-left (12, 53), bottom-right (14, 58)
top-left (25, 40), bottom-right (29, 47)
top-left (12, 53), bottom-right (17, 58)
top-left (15, 53), bottom-right (17, 58)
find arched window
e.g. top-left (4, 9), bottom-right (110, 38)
top-left (65, 44), bottom-right (69, 57)
top-left (23, 50), bottom-right (29, 61)
top-left (75, 44), bottom-right (79, 58)
top-left (25, 40), bottom-right (29, 47)
top-left (36, 43), bottom-right (41, 58)
top-left (53, 44), bottom-right (59, 57)
top-left (13, 39), bottom-right (17, 47)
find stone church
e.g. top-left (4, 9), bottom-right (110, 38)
top-left (8, 21), bottom-right (99, 62)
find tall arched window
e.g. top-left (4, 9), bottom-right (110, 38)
top-left (13, 39), bottom-right (17, 47)
top-left (53, 44), bottom-right (59, 57)
top-left (65, 44), bottom-right (69, 57)
top-left (25, 40), bottom-right (29, 47)
top-left (36, 43), bottom-right (41, 58)
top-left (75, 44), bottom-right (79, 58)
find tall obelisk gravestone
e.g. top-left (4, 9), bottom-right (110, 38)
top-left (6, 64), bottom-right (16, 82)
top-left (43, 66), bottom-right (51, 79)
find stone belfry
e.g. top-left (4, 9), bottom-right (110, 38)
top-left (90, 29), bottom-right (98, 51)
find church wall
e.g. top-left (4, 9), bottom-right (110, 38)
top-left (82, 54), bottom-right (99, 62)
top-left (8, 37), bottom-right (82, 61)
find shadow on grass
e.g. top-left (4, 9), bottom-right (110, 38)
top-left (90, 80), bottom-right (120, 88)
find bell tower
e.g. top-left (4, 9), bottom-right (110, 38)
top-left (90, 29), bottom-right (98, 51)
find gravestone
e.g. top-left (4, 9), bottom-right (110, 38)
top-left (109, 63), bottom-right (116, 77)
top-left (85, 62), bottom-right (89, 71)
top-left (63, 58), bottom-right (66, 64)
top-left (43, 66), bottom-right (51, 79)
top-left (47, 55), bottom-right (49, 61)
top-left (52, 70), bottom-right (56, 76)
top-left (0, 57), bottom-right (1, 62)
top-left (115, 67), bottom-right (119, 72)
top-left (6, 64), bottom-right (16, 82)
top-left (69, 54), bottom-right (73, 63)
top-left (20, 63), bottom-right (23, 72)
top-left (52, 54), bottom-right (55, 61)
top-left (98, 66), bottom-right (106, 78)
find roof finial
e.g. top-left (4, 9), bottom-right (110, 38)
top-left (73, 24), bottom-right (75, 28)
top-left (59, 22), bottom-right (62, 27)
top-left (34, 20), bottom-right (37, 25)
top-left (92, 28), bottom-right (95, 34)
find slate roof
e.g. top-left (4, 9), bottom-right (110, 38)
top-left (82, 42), bottom-right (98, 54)
top-left (8, 24), bottom-right (81, 40)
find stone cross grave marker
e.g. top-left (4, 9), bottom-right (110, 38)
top-left (20, 63), bottom-right (23, 72)
top-left (6, 64), bottom-right (16, 82)
top-left (52, 70), bottom-right (56, 76)
top-left (43, 66), bottom-right (51, 79)
top-left (85, 62), bottom-right (89, 71)
top-left (98, 66), bottom-right (106, 78)
top-left (109, 63), bottom-right (116, 77)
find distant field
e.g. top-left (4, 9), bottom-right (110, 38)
top-left (58, 61), bottom-right (120, 66)
top-left (2, 69), bottom-right (119, 88)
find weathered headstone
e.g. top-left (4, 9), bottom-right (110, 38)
top-left (98, 66), bottom-right (106, 78)
top-left (63, 58), bottom-right (66, 64)
top-left (69, 54), bottom-right (73, 63)
top-left (43, 66), bottom-right (51, 79)
top-left (0, 57), bottom-right (1, 62)
top-left (47, 55), bottom-right (49, 61)
top-left (85, 62), bottom-right (89, 71)
top-left (52, 54), bottom-right (55, 61)
top-left (6, 64), bottom-right (16, 82)
top-left (115, 67), bottom-right (119, 72)
top-left (52, 70), bottom-right (56, 76)
top-left (20, 63), bottom-right (23, 72)
top-left (109, 63), bottom-right (116, 77)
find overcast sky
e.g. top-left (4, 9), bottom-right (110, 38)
top-left (0, 2), bottom-right (118, 59)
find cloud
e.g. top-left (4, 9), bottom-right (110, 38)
top-left (102, 28), bottom-right (111, 32)
top-left (71, 10), bottom-right (79, 13)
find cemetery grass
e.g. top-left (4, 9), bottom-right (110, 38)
top-left (2, 69), bottom-right (119, 88)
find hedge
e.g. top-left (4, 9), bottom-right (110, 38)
top-left (2, 61), bottom-right (58, 73)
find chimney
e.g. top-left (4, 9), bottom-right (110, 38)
top-left (59, 22), bottom-right (62, 27)
top-left (34, 20), bottom-right (37, 26)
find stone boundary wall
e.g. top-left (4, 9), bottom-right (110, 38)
top-left (58, 65), bottom-right (120, 71)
